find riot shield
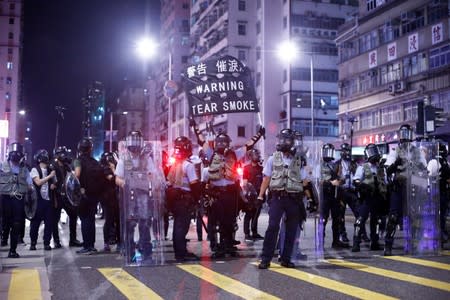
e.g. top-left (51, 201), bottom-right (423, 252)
top-left (65, 172), bottom-right (82, 206)
top-left (404, 141), bottom-right (440, 255)
top-left (120, 141), bottom-right (166, 266)
top-left (24, 185), bottom-right (38, 220)
top-left (300, 140), bottom-right (323, 260)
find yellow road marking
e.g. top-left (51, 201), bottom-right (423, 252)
top-left (98, 268), bottom-right (163, 300)
top-left (327, 259), bottom-right (450, 292)
top-left (250, 262), bottom-right (397, 300)
top-left (8, 269), bottom-right (42, 300)
top-left (178, 264), bottom-right (280, 300)
top-left (383, 256), bottom-right (450, 271)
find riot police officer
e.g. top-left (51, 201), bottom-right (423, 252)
top-left (29, 149), bottom-right (56, 251)
top-left (0, 143), bottom-right (32, 258)
top-left (99, 151), bottom-right (119, 251)
top-left (166, 136), bottom-right (201, 261)
top-left (242, 149), bottom-right (264, 241)
top-left (115, 130), bottom-right (162, 263)
top-left (258, 129), bottom-right (305, 269)
top-left (352, 144), bottom-right (387, 252)
top-left (336, 143), bottom-right (361, 245)
top-left (51, 146), bottom-right (82, 248)
top-left (192, 120), bottom-right (264, 258)
top-left (384, 124), bottom-right (426, 256)
top-left (320, 143), bottom-right (347, 249)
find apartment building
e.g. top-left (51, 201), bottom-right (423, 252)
top-left (337, 0), bottom-right (450, 146)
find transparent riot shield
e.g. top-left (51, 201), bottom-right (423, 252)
top-left (120, 141), bottom-right (166, 266)
top-left (404, 141), bottom-right (440, 255)
top-left (300, 140), bottom-right (323, 261)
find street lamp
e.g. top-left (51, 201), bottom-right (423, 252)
top-left (277, 41), bottom-right (315, 140)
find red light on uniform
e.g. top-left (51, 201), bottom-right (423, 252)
top-left (237, 166), bottom-right (243, 176)
top-left (169, 156), bottom-right (176, 166)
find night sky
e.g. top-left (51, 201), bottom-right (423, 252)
top-left (22, 0), bottom-right (160, 152)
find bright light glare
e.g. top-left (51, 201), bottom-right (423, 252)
top-left (136, 38), bottom-right (158, 60)
top-left (18, 110), bottom-right (26, 115)
top-left (277, 40), bottom-right (298, 63)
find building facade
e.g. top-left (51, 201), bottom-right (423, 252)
top-left (0, 0), bottom-right (23, 160)
top-left (337, 0), bottom-right (450, 146)
top-left (256, 0), bottom-right (357, 157)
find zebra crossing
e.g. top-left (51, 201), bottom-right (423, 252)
top-left (3, 255), bottom-right (449, 299)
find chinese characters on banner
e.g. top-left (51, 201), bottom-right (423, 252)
top-left (387, 42), bottom-right (397, 61)
top-left (408, 33), bottom-right (419, 53)
top-left (368, 50), bottom-right (377, 68)
top-left (182, 55), bottom-right (259, 117)
top-left (432, 23), bottom-right (443, 45)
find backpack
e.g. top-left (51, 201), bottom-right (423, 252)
top-left (79, 156), bottom-right (106, 197)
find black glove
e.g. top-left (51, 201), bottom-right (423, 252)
top-left (306, 198), bottom-right (318, 213)
top-left (189, 116), bottom-right (197, 128)
top-left (258, 125), bottom-right (265, 138)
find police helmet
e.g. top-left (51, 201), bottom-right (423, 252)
top-left (340, 143), bottom-right (351, 161)
top-left (214, 133), bottom-right (231, 154)
top-left (8, 142), bottom-right (24, 163)
top-left (173, 136), bottom-right (192, 159)
top-left (100, 151), bottom-right (117, 166)
top-left (322, 143), bottom-right (335, 162)
top-left (126, 130), bottom-right (144, 154)
top-left (276, 128), bottom-right (295, 153)
top-left (248, 148), bottom-right (261, 163)
top-left (364, 143), bottom-right (381, 163)
top-left (77, 137), bottom-right (93, 155)
top-left (34, 149), bottom-right (50, 164)
top-left (198, 149), bottom-right (209, 167)
top-left (54, 146), bottom-right (72, 164)
top-left (398, 124), bottom-right (413, 143)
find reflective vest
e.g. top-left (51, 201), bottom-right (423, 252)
top-left (362, 163), bottom-right (387, 195)
top-left (0, 162), bottom-right (29, 196)
top-left (269, 152), bottom-right (303, 193)
top-left (167, 159), bottom-right (191, 190)
top-left (208, 151), bottom-right (238, 182)
top-left (321, 162), bottom-right (334, 182)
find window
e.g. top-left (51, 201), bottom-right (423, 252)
top-left (256, 21), bottom-right (261, 35)
top-left (283, 69), bottom-right (287, 83)
top-left (8, 32), bottom-right (13, 39)
top-left (283, 17), bottom-right (287, 29)
top-left (366, 0), bottom-right (377, 12)
top-left (6, 77), bottom-right (12, 84)
top-left (238, 50), bottom-right (246, 61)
top-left (256, 47), bottom-right (261, 60)
top-left (182, 3), bottom-right (189, 9)
top-left (6, 62), bottom-right (12, 70)
top-left (403, 102), bottom-right (418, 121)
top-left (237, 126), bottom-right (246, 137)
top-left (9, 3), bottom-right (15, 10)
top-left (238, 0), bottom-right (246, 11)
top-left (256, 72), bottom-right (261, 87)
top-left (403, 52), bottom-right (427, 77)
top-left (387, 62), bottom-right (401, 82)
top-left (430, 44), bottom-right (450, 69)
top-left (428, 0), bottom-right (448, 24)
top-left (291, 68), bottom-right (339, 82)
top-left (238, 22), bottom-right (246, 35)
top-left (7, 48), bottom-right (12, 54)
top-left (5, 92), bottom-right (10, 100)
top-left (9, 18), bottom-right (14, 25)
top-left (401, 9), bottom-right (425, 35)
top-left (358, 30), bottom-right (378, 53)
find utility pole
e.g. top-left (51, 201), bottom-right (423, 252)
top-left (54, 106), bottom-right (66, 150)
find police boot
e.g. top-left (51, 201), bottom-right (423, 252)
top-left (340, 231), bottom-right (350, 244)
top-left (360, 226), bottom-right (370, 243)
top-left (351, 219), bottom-right (362, 252)
top-left (383, 214), bottom-right (397, 256)
top-left (332, 231), bottom-right (348, 248)
top-left (383, 242), bottom-right (393, 256)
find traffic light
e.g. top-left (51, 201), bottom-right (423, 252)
top-left (424, 103), bottom-right (448, 134)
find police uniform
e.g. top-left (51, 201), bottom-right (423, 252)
top-left (352, 145), bottom-right (387, 252)
top-left (259, 150), bottom-right (304, 268)
top-left (0, 156), bottom-right (32, 258)
top-left (167, 149), bottom-right (199, 261)
top-left (243, 159), bottom-right (264, 240)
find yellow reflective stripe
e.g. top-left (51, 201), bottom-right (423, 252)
top-left (178, 264), bottom-right (280, 300)
top-left (98, 268), bottom-right (163, 300)
top-left (327, 259), bottom-right (450, 292)
top-left (250, 262), bottom-right (397, 300)
top-left (383, 255), bottom-right (450, 271)
top-left (8, 269), bottom-right (42, 300)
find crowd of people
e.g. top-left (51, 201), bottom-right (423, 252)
top-left (0, 123), bottom-right (448, 271)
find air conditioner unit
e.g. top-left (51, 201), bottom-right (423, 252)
top-left (388, 83), bottom-right (396, 95)
top-left (395, 80), bottom-right (407, 93)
